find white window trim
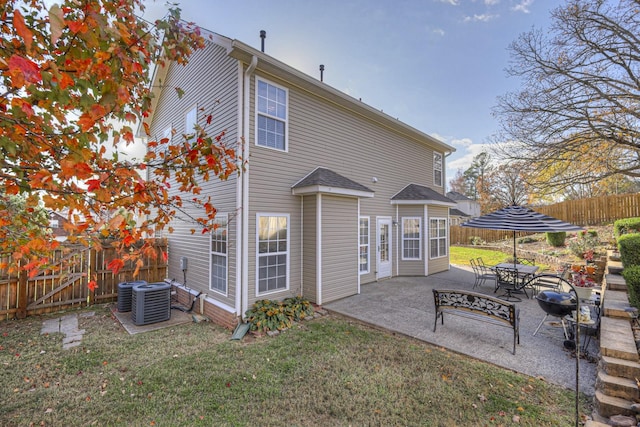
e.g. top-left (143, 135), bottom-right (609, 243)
top-left (185, 105), bottom-right (197, 142)
top-left (401, 217), bottom-right (422, 261)
top-left (256, 213), bottom-right (290, 296)
top-left (359, 216), bottom-right (370, 274)
top-left (434, 152), bottom-right (443, 187)
top-left (429, 217), bottom-right (448, 260)
top-left (209, 214), bottom-right (228, 296)
top-left (254, 77), bottom-right (289, 152)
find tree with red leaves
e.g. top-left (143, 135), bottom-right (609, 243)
top-left (0, 1), bottom-right (237, 279)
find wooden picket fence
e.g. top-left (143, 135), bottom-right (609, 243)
top-left (450, 193), bottom-right (640, 245)
top-left (0, 239), bottom-right (167, 320)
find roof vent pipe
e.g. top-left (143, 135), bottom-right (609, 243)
top-left (260, 30), bottom-right (266, 52)
top-left (319, 64), bottom-right (324, 82)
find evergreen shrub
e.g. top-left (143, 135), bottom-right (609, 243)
top-left (622, 266), bottom-right (640, 309)
top-left (614, 218), bottom-right (640, 237)
top-left (618, 233), bottom-right (640, 268)
top-left (545, 232), bottom-right (566, 247)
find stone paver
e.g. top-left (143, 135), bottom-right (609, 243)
top-left (40, 312), bottom-right (93, 350)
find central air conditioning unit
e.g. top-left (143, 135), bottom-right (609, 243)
top-left (131, 282), bottom-right (171, 326)
top-left (117, 280), bottom-right (148, 312)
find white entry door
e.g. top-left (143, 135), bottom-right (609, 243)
top-left (376, 218), bottom-right (392, 279)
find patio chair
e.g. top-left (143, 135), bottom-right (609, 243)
top-left (494, 267), bottom-right (529, 302)
top-left (475, 258), bottom-right (496, 289)
top-left (470, 258), bottom-right (495, 289)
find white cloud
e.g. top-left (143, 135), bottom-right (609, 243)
top-left (451, 137), bottom-right (473, 148)
top-left (446, 142), bottom-right (493, 173)
top-left (432, 28), bottom-right (446, 37)
top-left (484, 0), bottom-right (500, 5)
top-left (463, 13), bottom-right (499, 23)
top-left (437, 0), bottom-right (460, 5)
top-left (512, 0), bottom-right (534, 14)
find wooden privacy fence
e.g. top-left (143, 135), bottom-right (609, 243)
top-left (450, 192), bottom-right (640, 245)
top-left (0, 239), bottom-right (167, 321)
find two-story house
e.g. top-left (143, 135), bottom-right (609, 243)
top-left (143, 29), bottom-right (456, 329)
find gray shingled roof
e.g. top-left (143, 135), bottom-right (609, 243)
top-left (446, 191), bottom-right (472, 201)
top-left (450, 208), bottom-right (469, 217)
top-left (392, 184), bottom-right (456, 204)
top-left (292, 167), bottom-right (373, 193)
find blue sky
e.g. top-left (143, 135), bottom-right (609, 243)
top-left (142, 0), bottom-right (553, 184)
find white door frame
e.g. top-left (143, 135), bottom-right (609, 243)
top-left (376, 217), bottom-right (392, 280)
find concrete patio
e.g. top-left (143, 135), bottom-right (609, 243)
top-left (324, 265), bottom-right (599, 395)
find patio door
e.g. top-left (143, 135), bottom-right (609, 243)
top-left (376, 218), bottom-right (392, 279)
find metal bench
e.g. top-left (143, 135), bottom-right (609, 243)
top-left (433, 289), bottom-right (520, 354)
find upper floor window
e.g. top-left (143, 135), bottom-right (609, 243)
top-left (402, 217), bottom-right (421, 260)
top-left (163, 126), bottom-right (173, 146)
top-left (256, 78), bottom-right (288, 151)
top-left (185, 106), bottom-right (197, 141)
top-left (434, 153), bottom-right (443, 187)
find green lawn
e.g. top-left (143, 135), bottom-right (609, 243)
top-left (0, 305), bottom-right (590, 426)
top-left (450, 245), bottom-right (510, 267)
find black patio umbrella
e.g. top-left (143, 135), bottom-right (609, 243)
top-left (460, 204), bottom-right (583, 263)
top-left (461, 204), bottom-right (583, 427)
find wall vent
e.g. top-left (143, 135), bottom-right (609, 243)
top-left (131, 282), bottom-right (171, 326)
top-left (117, 280), bottom-right (148, 312)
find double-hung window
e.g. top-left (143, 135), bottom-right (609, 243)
top-left (359, 217), bottom-right (369, 273)
top-left (210, 215), bottom-right (228, 294)
top-left (185, 106), bottom-right (197, 141)
top-left (429, 218), bottom-right (448, 259)
top-left (256, 78), bottom-right (287, 151)
top-left (434, 152), bottom-right (443, 187)
top-left (402, 217), bottom-right (421, 260)
top-left (163, 126), bottom-right (172, 145)
top-left (257, 214), bottom-right (289, 294)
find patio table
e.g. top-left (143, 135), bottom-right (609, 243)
top-left (493, 263), bottom-right (540, 299)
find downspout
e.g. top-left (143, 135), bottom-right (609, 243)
top-left (239, 55), bottom-right (258, 320)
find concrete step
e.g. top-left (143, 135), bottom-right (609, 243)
top-left (596, 370), bottom-right (639, 401)
top-left (594, 389), bottom-right (636, 418)
top-left (605, 273), bottom-right (626, 290)
top-left (600, 317), bottom-right (639, 362)
top-left (602, 289), bottom-right (633, 319)
top-left (600, 355), bottom-right (640, 380)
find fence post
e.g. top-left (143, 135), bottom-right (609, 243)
top-left (16, 263), bottom-right (27, 319)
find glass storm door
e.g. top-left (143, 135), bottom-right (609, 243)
top-left (377, 218), bottom-right (392, 279)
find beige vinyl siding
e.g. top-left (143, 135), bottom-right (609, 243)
top-left (320, 195), bottom-right (358, 303)
top-left (397, 205), bottom-right (425, 276)
top-left (428, 206), bottom-right (450, 274)
top-left (148, 41), bottom-right (239, 308)
top-left (302, 196), bottom-right (317, 302)
top-left (246, 71), bottom-right (446, 294)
